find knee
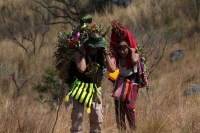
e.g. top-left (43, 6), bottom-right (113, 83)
top-left (77, 112), bottom-right (83, 119)
top-left (71, 111), bottom-right (83, 121)
top-left (90, 105), bottom-right (103, 123)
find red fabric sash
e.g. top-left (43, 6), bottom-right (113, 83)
top-left (111, 77), bottom-right (137, 101)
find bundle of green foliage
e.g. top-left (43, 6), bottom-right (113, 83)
top-left (54, 15), bottom-right (110, 86)
top-left (33, 66), bottom-right (62, 104)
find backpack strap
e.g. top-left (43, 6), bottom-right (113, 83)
top-left (87, 53), bottom-right (97, 82)
top-left (86, 54), bottom-right (102, 103)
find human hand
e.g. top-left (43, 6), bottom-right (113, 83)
top-left (102, 47), bottom-right (111, 56)
top-left (78, 44), bottom-right (86, 56)
top-left (127, 46), bottom-right (136, 53)
top-left (102, 47), bottom-right (107, 52)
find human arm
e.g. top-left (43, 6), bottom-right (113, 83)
top-left (74, 45), bottom-right (87, 73)
top-left (128, 47), bottom-right (140, 66)
top-left (103, 50), bottom-right (116, 72)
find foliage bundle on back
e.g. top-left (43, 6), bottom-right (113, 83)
top-left (54, 15), bottom-right (111, 86)
top-left (136, 44), bottom-right (147, 71)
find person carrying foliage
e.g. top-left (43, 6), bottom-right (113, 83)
top-left (108, 20), bottom-right (148, 132)
top-left (55, 15), bottom-right (116, 133)
top-left (69, 33), bottom-right (115, 133)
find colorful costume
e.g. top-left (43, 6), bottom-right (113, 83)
top-left (110, 20), bottom-right (140, 131)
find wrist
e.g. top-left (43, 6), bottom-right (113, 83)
top-left (130, 50), bottom-right (136, 54)
top-left (103, 50), bottom-right (111, 56)
top-left (129, 47), bottom-right (136, 53)
top-left (77, 50), bottom-right (86, 57)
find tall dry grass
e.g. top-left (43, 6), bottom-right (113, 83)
top-left (1, 0), bottom-right (200, 133)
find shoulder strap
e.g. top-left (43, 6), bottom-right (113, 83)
top-left (87, 54), bottom-right (95, 82)
top-left (87, 53), bottom-right (92, 63)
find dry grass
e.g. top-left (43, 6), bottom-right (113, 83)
top-left (1, 0), bottom-right (200, 133)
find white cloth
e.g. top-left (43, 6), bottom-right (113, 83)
top-left (118, 60), bottom-right (133, 77)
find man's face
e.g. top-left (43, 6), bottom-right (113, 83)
top-left (87, 47), bottom-right (100, 55)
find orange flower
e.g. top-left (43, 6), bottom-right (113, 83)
top-left (91, 24), bottom-right (96, 31)
top-left (72, 39), bottom-right (78, 48)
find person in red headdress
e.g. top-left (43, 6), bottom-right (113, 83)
top-left (109, 20), bottom-right (140, 131)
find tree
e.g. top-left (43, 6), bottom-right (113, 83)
top-left (33, 66), bottom-right (64, 105)
top-left (31, 0), bottom-right (112, 26)
top-left (134, 28), bottom-right (180, 79)
top-left (0, 2), bottom-right (50, 56)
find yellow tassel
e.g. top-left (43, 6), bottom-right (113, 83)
top-left (87, 107), bottom-right (91, 114)
top-left (65, 95), bottom-right (69, 101)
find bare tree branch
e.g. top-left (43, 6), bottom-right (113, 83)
top-left (51, 82), bottom-right (64, 133)
top-left (10, 73), bottom-right (20, 92)
top-left (9, 73), bottom-right (35, 93)
top-left (31, 0), bottom-right (95, 26)
top-left (39, 25), bottom-right (50, 50)
top-left (134, 29), bottom-right (180, 79)
top-left (0, 2), bottom-right (50, 56)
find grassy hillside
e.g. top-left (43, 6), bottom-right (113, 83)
top-left (0, 0), bottom-right (200, 133)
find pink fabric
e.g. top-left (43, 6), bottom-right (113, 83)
top-left (111, 77), bottom-right (138, 102)
top-left (111, 77), bottom-right (124, 99)
top-left (115, 77), bottom-right (124, 100)
top-left (71, 32), bottom-right (80, 40)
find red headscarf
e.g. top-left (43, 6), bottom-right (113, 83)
top-left (110, 29), bottom-right (137, 69)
